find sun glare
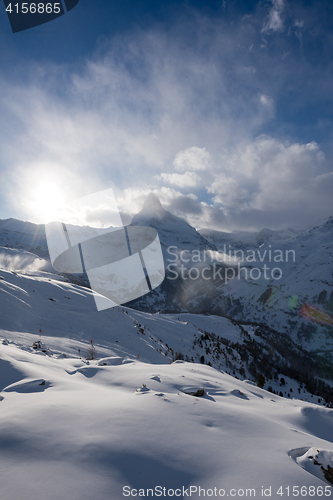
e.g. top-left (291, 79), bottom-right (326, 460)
top-left (28, 181), bottom-right (65, 224)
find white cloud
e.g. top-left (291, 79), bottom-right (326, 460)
top-left (208, 176), bottom-right (249, 208)
top-left (0, 5), bottom-right (332, 231)
top-left (294, 20), bottom-right (305, 29)
top-left (173, 147), bottom-right (211, 172)
top-left (115, 186), bottom-right (202, 219)
top-left (262, 0), bottom-right (284, 33)
top-left (202, 136), bottom-right (331, 229)
top-left (259, 94), bottom-right (273, 107)
top-left (160, 171), bottom-right (200, 188)
top-left (112, 132), bottom-right (333, 231)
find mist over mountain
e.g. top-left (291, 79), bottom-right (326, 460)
top-left (127, 197), bottom-right (333, 369)
top-left (1, 195), bottom-right (333, 371)
top-left (132, 193), bottom-right (216, 252)
top-left (199, 226), bottom-right (304, 250)
top-left (0, 218), bottom-right (48, 258)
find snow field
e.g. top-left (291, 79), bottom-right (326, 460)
top-left (1, 339), bottom-right (333, 499)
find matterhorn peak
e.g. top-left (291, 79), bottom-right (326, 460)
top-left (140, 193), bottom-right (166, 218)
top-left (130, 193), bottom-right (216, 251)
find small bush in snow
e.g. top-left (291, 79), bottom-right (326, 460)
top-left (257, 374), bottom-right (265, 389)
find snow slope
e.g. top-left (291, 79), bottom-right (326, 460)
top-left (2, 265), bottom-right (331, 404)
top-left (1, 248), bottom-right (333, 498)
top-left (0, 246), bottom-right (52, 273)
top-left (1, 339), bottom-right (333, 499)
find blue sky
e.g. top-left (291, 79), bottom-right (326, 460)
top-left (0, 0), bottom-right (332, 231)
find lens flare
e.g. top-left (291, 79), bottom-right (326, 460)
top-left (300, 303), bottom-right (333, 326)
top-left (288, 295), bottom-right (300, 310)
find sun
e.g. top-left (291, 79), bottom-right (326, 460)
top-left (27, 180), bottom-right (65, 224)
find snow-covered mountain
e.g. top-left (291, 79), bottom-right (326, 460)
top-left (199, 225), bottom-right (303, 250)
top-left (0, 262), bottom-right (332, 402)
top-left (1, 196), bottom-right (333, 369)
top-left (1, 206), bottom-right (333, 498)
top-left (0, 218), bottom-right (48, 257)
top-left (1, 265), bottom-right (333, 499)
top-left (206, 216), bottom-right (333, 357)
top-left (127, 199), bottom-right (333, 365)
top-left (132, 193), bottom-right (216, 252)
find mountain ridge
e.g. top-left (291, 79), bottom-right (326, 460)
top-left (1, 196), bottom-right (333, 366)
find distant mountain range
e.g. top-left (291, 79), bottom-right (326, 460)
top-left (0, 218), bottom-right (48, 257)
top-left (199, 225), bottom-right (303, 249)
top-left (125, 196), bottom-right (333, 369)
top-left (1, 195), bottom-right (333, 374)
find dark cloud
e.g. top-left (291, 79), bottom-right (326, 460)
top-left (167, 195), bottom-right (203, 216)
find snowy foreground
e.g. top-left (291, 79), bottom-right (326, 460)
top-left (1, 337), bottom-right (333, 500)
top-left (0, 268), bottom-right (333, 499)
